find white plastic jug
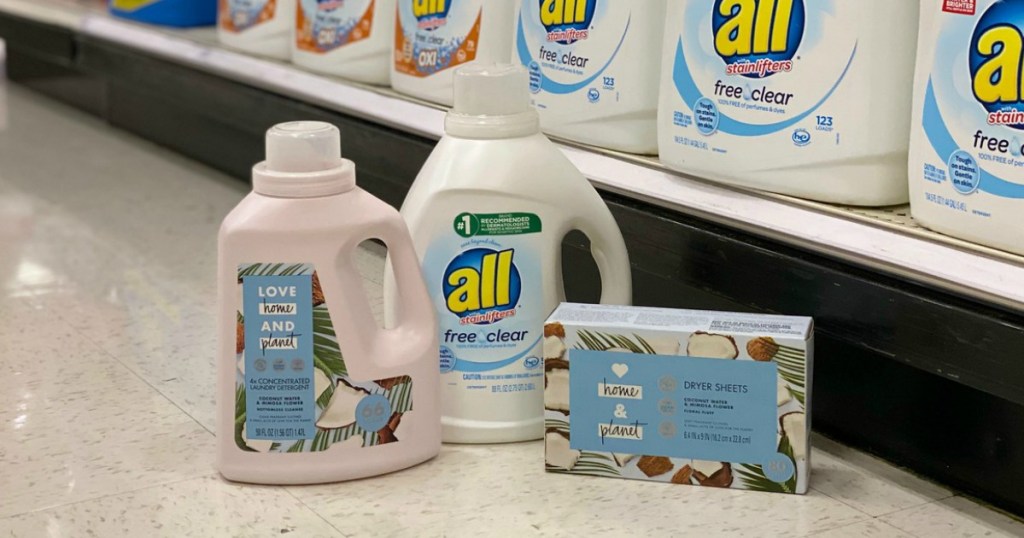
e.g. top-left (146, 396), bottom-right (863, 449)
top-left (385, 65), bottom-right (633, 444)
top-left (513, 0), bottom-right (667, 154)
top-left (909, 0), bottom-right (1024, 255)
top-left (217, 0), bottom-right (296, 60)
top-left (292, 0), bottom-right (397, 85)
top-left (217, 121), bottom-right (440, 484)
top-left (658, 0), bottom-right (919, 206)
top-left (391, 0), bottom-right (516, 106)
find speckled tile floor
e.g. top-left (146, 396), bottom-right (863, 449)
top-left (0, 75), bottom-right (1022, 538)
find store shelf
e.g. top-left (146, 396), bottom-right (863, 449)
top-left (1, 0), bottom-right (1022, 313)
top-left (4, 0), bottom-right (1024, 517)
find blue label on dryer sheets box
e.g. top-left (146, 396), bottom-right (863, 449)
top-left (569, 350), bottom-right (777, 464)
top-left (543, 303), bottom-right (814, 494)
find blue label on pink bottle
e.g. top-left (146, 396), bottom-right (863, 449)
top-left (242, 274), bottom-right (316, 440)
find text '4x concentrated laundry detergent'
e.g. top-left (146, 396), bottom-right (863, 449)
top-left (909, 0), bottom-right (1024, 255)
top-left (218, 0), bottom-right (296, 60)
top-left (658, 0), bottom-right (919, 206)
top-left (292, 0), bottom-right (397, 84)
top-left (392, 0), bottom-right (516, 106)
top-left (384, 65), bottom-right (632, 444)
top-left (514, 0), bottom-right (667, 154)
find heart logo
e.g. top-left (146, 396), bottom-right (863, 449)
top-left (612, 363), bottom-right (629, 379)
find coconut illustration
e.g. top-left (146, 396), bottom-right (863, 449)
top-left (686, 332), bottom-right (739, 359)
top-left (545, 429), bottom-right (580, 470)
top-left (316, 379), bottom-right (370, 430)
top-left (780, 412), bottom-right (807, 460)
top-left (544, 358), bottom-right (570, 414)
top-left (692, 460), bottom-right (734, 488)
top-left (747, 336), bottom-right (780, 361)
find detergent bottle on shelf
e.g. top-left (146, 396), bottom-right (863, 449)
top-left (217, 121), bottom-right (440, 484)
top-left (110, 0), bottom-right (218, 27)
top-left (908, 0), bottom-right (1024, 255)
top-left (292, 0), bottom-right (397, 84)
top-left (391, 0), bottom-right (516, 106)
top-left (217, 0), bottom-right (296, 60)
top-left (658, 0), bottom-right (920, 206)
top-left (384, 65), bottom-right (633, 444)
top-left (513, 0), bottom-right (667, 154)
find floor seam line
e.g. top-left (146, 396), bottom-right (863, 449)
top-left (806, 485), bottom-right (880, 520)
top-left (282, 488), bottom-right (350, 538)
top-left (872, 495), bottom-right (957, 519)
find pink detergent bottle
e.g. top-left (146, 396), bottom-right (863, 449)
top-left (217, 121), bottom-right (440, 484)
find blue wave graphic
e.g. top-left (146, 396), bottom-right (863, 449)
top-left (516, 12), bottom-right (630, 95)
top-left (672, 38), bottom-right (856, 137)
top-left (922, 80), bottom-right (1024, 199)
top-left (452, 335), bottom-right (542, 373)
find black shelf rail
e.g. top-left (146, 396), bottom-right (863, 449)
top-left (3, 12), bottom-right (1024, 516)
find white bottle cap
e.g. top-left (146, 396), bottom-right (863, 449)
top-left (446, 64), bottom-right (540, 139)
top-left (253, 121), bottom-right (356, 197)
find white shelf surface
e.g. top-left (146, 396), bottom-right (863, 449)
top-left (2, 0), bottom-right (1023, 312)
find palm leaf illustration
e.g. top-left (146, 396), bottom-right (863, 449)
top-left (735, 464), bottom-right (792, 493)
top-left (580, 451), bottom-right (614, 463)
top-left (778, 433), bottom-right (800, 491)
top-left (310, 429), bottom-right (329, 452)
top-left (573, 330), bottom-right (655, 354)
top-left (786, 385), bottom-right (806, 406)
top-left (549, 452), bottom-right (622, 478)
top-left (233, 385), bottom-right (256, 452)
top-left (574, 330), bottom-right (605, 351)
top-left (312, 306), bottom-right (347, 378)
top-left (385, 378), bottom-right (415, 414)
top-left (595, 332), bottom-right (617, 349)
top-left (316, 378), bottom-right (335, 409)
top-left (545, 418), bottom-right (571, 431)
top-left (773, 346), bottom-right (806, 405)
top-left (634, 334), bottom-right (658, 354)
top-left (237, 263), bottom-right (310, 279)
top-left (736, 433), bottom-right (799, 493)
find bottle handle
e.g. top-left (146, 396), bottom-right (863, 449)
top-left (321, 209), bottom-right (436, 383)
top-left (366, 213), bottom-right (438, 370)
top-left (571, 212), bottom-right (633, 306)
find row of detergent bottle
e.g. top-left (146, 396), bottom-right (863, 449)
top-left (114, 0), bottom-right (1024, 258)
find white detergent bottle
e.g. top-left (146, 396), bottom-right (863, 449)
top-left (513, 0), bottom-right (667, 154)
top-left (384, 64), bottom-right (633, 444)
top-left (658, 0), bottom-right (919, 206)
top-left (292, 0), bottom-right (397, 84)
top-left (217, 121), bottom-right (440, 484)
top-left (218, 0), bottom-right (296, 60)
top-left (909, 0), bottom-right (1024, 255)
top-left (392, 0), bottom-right (516, 106)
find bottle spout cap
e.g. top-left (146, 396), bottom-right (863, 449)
top-left (254, 121), bottom-right (356, 197)
top-left (265, 121), bottom-right (344, 174)
top-left (453, 64), bottom-right (533, 116)
top-left (447, 64), bottom-right (540, 138)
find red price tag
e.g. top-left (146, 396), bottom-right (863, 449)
top-left (943, 0), bottom-right (976, 15)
